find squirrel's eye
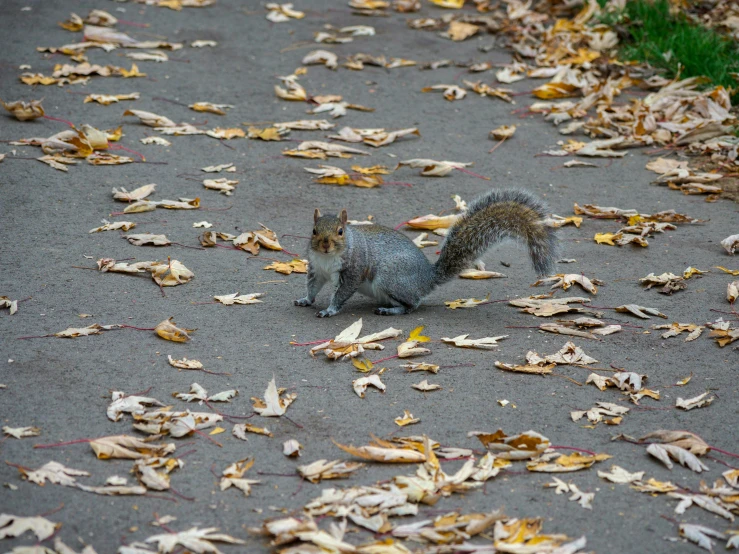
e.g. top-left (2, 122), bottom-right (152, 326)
top-left (338, 228), bottom-right (344, 236)
top-left (312, 229), bottom-right (317, 235)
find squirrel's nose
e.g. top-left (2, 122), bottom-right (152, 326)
top-left (322, 239), bottom-right (330, 247)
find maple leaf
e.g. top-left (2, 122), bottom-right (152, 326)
top-left (155, 317), bottom-right (195, 342)
top-left (233, 424), bottom-right (273, 439)
top-left (0, 515), bottom-right (59, 541)
top-left (144, 527), bottom-right (245, 553)
top-left (441, 334), bottom-right (507, 349)
top-left (189, 102), bottom-right (233, 115)
top-left (397, 158), bottom-right (472, 176)
top-left (676, 392), bottom-right (714, 411)
top-left (213, 292), bottom-right (265, 305)
top-left (469, 429), bottom-right (550, 460)
top-left (251, 377), bottom-right (297, 417)
top-left (220, 458), bottom-right (260, 496)
top-left (1, 98), bottom-right (45, 121)
top-left (90, 435), bottom-right (175, 460)
top-left (353, 374), bottom-right (386, 398)
top-left (333, 437), bottom-right (427, 463)
top-left (297, 459), bottom-right (364, 483)
top-left (444, 294), bottom-right (490, 309)
top-left (3, 426), bottom-right (41, 439)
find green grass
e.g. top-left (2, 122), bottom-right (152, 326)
top-left (602, 0), bottom-right (739, 92)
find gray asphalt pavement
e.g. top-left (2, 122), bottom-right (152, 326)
top-left (1, 1), bottom-right (737, 553)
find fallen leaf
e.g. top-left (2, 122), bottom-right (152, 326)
top-left (490, 125), bottom-right (516, 140)
top-left (214, 292), bottom-right (265, 305)
top-left (283, 439), bottom-right (302, 457)
top-left (394, 410), bottom-right (420, 426)
top-left (155, 317), bottom-right (195, 342)
top-left (3, 426), bottom-right (41, 439)
top-left (676, 392), bottom-right (714, 411)
top-left (144, 527), bottom-right (245, 553)
top-left (189, 102), bottom-right (233, 115)
top-left (441, 334), bottom-right (507, 349)
top-left (1, 98), bottom-right (45, 121)
top-left (0, 515), bottom-right (59, 541)
top-left (233, 423), bottom-right (273, 439)
top-left (251, 377), bottom-right (297, 417)
top-left (297, 459), bottom-right (364, 483)
top-left (411, 380), bottom-right (441, 392)
top-left (444, 294), bottom-right (490, 309)
top-left (353, 374), bottom-right (386, 398)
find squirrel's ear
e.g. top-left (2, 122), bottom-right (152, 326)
top-left (339, 209), bottom-right (348, 225)
top-left (314, 208), bottom-right (321, 223)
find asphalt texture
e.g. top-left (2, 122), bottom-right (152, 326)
top-left (1, 1), bottom-right (738, 553)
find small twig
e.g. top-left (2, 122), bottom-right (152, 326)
top-left (551, 373), bottom-right (583, 386)
top-left (454, 167), bottom-right (491, 180)
top-left (283, 415), bottom-right (304, 429)
top-left (152, 97), bottom-right (189, 107)
top-left (118, 324), bottom-right (156, 331)
top-left (549, 445), bottom-right (597, 456)
top-left (281, 234), bottom-right (310, 240)
top-left (257, 471), bottom-right (299, 478)
top-left (33, 438), bottom-right (92, 449)
top-left (43, 114), bottom-right (74, 127)
top-left (709, 446), bottom-right (739, 459)
top-left (171, 242), bottom-right (206, 251)
top-left (291, 338), bottom-right (330, 346)
top-left (393, 221), bottom-right (409, 230)
top-left (168, 486), bottom-right (195, 502)
top-left (191, 427), bottom-right (222, 447)
top-left (108, 143), bottom-right (146, 161)
top-left (488, 137), bottom-right (507, 154)
top-left (281, 248), bottom-right (300, 257)
top-left (39, 503), bottom-right (65, 518)
top-left (372, 354), bottom-right (400, 365)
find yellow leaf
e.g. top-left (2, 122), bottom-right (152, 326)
top-left (119, 64), bottom-right (146, 78)
top-left (429, 0), bottom-right (464, 7)
top-left (594, 232), bottom-right (619, 245)
top-left (209, 427), bottom-right (226, 435)
top-left (351, 164), bottom-right (391, 175)
top-left (317, 175), bottom-right (351, 185)
top-left (247, 126), bottom-right (283, 141)
top-left (394, 410), bottom-right (420, 427)
top-left (715, 266), bottom-right (739, 276)
top-left (531, 82), bottom-right (579, 99)
top-left (154, 317), bottom-right (195, 342)
top-left (408, 325), bottom-right (430, 343)
top-left (683, 267), bottom-right (707, 279)
top-left (352, 358), bottom-right (374, 372)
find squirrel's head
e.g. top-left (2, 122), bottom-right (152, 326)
top-left (311, 208), bottom-right (347, 255)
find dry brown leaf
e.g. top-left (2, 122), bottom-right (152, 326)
top-left (155, 317), bottom-right (195, 342)
top-left (469, 429), bottom-right (550, 460)
top-left (297, 459), bottom-right (364, 483)
top-left (1, 98), bottom-right (45, 121)
top-left (251, 377), bottom-right (297, 417)
top-left (189, 102), bottom-right (233, 115)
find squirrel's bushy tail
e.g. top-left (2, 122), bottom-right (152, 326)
top-left (433, 189), bottom-right (558, 285)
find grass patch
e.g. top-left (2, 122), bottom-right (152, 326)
top-left (604, 0), bottom-right (739, 91)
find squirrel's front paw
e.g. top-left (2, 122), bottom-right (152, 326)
top-left (294, 297), bottom-right (313, 307)
top-left (317, 308), bottom-right (336, 318)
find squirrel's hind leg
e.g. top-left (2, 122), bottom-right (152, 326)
top-left (375, 306), bottom-right (410, 316)
top-left (374, 293), bottom-right (419, 316)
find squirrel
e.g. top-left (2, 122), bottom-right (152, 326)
top-left (294, 188), bottom-right (558, 317)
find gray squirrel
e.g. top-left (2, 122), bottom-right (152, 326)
top-left (295, 188), bottom-right (558, 317)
